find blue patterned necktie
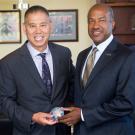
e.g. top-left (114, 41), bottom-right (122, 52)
top-left (39, 53), bottom-right (52, 97)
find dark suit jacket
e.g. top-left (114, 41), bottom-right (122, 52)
top-left (74, 38), bottom-right (135, 135)
top-left (0, 41), bottom-right (74, 135)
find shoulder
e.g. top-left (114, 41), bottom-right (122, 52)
top-left (1, 47), bottom-right (22, 63)
top-left (0, 43), bottom-right (28, 66)
top-left (117, 41), bottom-right (133, 57)
top-left (48, 42), bottom-right (71, 54)
top-left (77, 47), bottom-right (91, 59)
top-left (112, 40), bottom-right (135, 66)
top-left (0, 47), bottom-right (22, 73)
top-left (49, 42), bottom-right (70, 50)
top-left (109, 38), bottom-right (133, 57)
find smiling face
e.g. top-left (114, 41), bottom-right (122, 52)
top-left (88, 5), bottom-right (115, 45)
top-left (23, 11), bottom-right (51, 52)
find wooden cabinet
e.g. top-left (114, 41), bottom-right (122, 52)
top-left (96, 0), bottom-right (135, 45)
top-left (97, 0), bottom-right (135, 3)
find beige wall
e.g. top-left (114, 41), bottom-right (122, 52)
top-left (0, 0), bottom-right (96, 64)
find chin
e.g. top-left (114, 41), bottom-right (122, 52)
top-left (94, 36), bottom-right (105, 43)
top-left (93, 39), bottom-right (102, 45)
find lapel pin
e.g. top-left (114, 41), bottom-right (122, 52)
top-left (105, 53), bottom-right (112, 56)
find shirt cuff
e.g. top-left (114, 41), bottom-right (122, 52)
top-left (81, 109), bottom-right (84, 121)
top-left (30, 121), bottom-right (35, 129)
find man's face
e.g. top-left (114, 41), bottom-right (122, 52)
top-left (23, 11), bottom-right (51, 51)
top-left (88, 7), bottom-right (115, 45)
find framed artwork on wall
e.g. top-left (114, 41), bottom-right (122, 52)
top-left (49, 9), bottom-right (78, 42)
top-left (0, 10), bottom-right (21, 44)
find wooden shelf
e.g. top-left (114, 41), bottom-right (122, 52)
top-left (96, 0), bottom-right (135, 6)
top-left (105, 2), bottom-right (135, 7)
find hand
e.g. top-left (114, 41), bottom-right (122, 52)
top-left (32, 112), bottom-right (57, 126)
top-left (59, 107), bottom-right (81, 126)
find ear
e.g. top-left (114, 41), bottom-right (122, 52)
top-left (49, 20), bottom-right (53, 34)
top-left (112, 20), bottom-right (115, 30)
top-left (22, 23), bottom-right (26, 34)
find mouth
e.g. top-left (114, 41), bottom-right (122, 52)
top-left (92, 30), bottom-right (101, 37)
top-left (34, 35), bottom-right (44, 41)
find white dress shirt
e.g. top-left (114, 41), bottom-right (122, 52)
top-left (27, 42), bottom-right (53, 83)
top-left (81, 34), bottom-right (114, 121)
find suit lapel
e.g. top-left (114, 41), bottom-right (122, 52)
top-left (19, 43), bottom-right (48, 94)
top-left (48, 44), bottom-right (60, 100)
top-left (85, 39), bottom-right (119, 89)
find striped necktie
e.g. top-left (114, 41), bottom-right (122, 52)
top-left (82, 47), bottom-right (98, 87)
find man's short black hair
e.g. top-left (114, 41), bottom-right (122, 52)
top-left (24, 5), bottom-right (49, 19)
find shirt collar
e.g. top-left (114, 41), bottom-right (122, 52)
top-left (92, 34), bottom-right (113, 53)
top-left (27, 42), bottom-right (50, 58)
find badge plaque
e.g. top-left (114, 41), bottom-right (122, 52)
top-left (50, 107), bottom-right (64, 121)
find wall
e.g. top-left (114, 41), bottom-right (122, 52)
top-left (0, 0), bottom-right (96, 64)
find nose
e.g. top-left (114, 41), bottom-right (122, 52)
top-left (35, 26), bottom-right (42, 33)
top-left (93, 21), bottom-right (100, 29)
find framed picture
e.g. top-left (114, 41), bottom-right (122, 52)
top-left (0, 10), bottom-right (21, 44)
top-left (49, 9), bottom-right (78, 42)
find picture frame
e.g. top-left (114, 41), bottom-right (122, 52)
top-left (49, 9), bottom-right (78, 42)
top-left (0, 10), bottom-right (21, 44)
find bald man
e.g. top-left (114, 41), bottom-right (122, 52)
top-left (59, 4), bottom-right (135, 135)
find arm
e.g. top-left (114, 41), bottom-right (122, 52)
top-left (0, 61), bottom-right (33, 132)
top-left (67, 51), bottom-right (75, 106)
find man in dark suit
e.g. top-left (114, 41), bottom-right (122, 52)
top-left (0, 5), bottom-right (74, 135)
top-left (59, 4), bottom-right (135, 135)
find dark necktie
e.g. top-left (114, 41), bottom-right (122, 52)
top-left (82, 47), bottom-right (98, 87)
top-left (39, 53), bottom-right (52, 97)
